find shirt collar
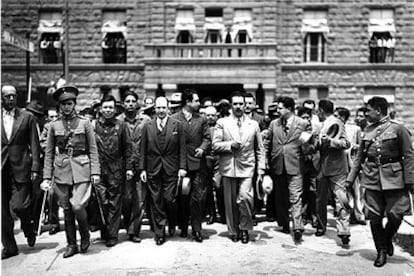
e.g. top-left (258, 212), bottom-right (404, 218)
top-left (157, 116), bottom-right (168, 125)
top-left (2, 107), bottom-right (15, 116)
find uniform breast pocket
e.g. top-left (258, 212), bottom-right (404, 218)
top-left (78, 156), bottom-right (90, 166)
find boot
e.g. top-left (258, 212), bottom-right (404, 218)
top-left (370, 220), bottom-right (387, 256)
top-left (63, 210), bottom-right (78, 258)
top-left (384, 217), bottom-right (401, 257)
top-left (77, 217), bottom-right (90, 253)
top-left (63, 210), bottom-right (77, 247)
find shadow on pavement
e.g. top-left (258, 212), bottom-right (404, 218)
top-left (357, 249), bottom-right (413, 264)
top-left (19, 242), bottom-right (59, 255)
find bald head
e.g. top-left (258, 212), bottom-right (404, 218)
top-left (205, 106), bottom-right (218, 126)
top-left (155, 96), bottom-right (168, 119)
top-left (2, 85), bottom-right (17, 111)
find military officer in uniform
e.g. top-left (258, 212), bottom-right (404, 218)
top-left (347, 96), bottom-right (414, 267)
top-left (41, 86), bottom-right (100, 258)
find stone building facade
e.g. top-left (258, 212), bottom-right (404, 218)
top-left (1, 0), bottom-right (413, 129)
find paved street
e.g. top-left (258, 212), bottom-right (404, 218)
top-left (2, 210), bottom-right (414, 276)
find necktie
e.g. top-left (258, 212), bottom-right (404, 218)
top-left (159, 120), bottom-right (165, 132)
top-left (237, 118), bottom-right (242, 128)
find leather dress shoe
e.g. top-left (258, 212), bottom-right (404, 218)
top-left (168, 227), bottom-right (176, 237)
top-left (231, 234), bottom-right (239, 242)
top-left (240, 230), bottom-right (249, 244)
top-left (180, 229), bottom-right (188, 238)
top-left (155, 236), bottom-right (165, 246)
top-left (129, 235), bottom-right (141, 243)
top-left (1, 248), bottom-right (18, 260)
top-left (27, 234), bottom-right (36, 247)
top-left (106, 239), bottom-right (117, 247)
top-left (193, 231), bottom-right (203, 243)
top-left (374, 250), bottom-right (387, 267)
top-left (63, 245), bottom-right (79, 258)
top-left (80, 240), bottom-right (90, 253)
top-left (387, 240), bottom-right (394, 256)
top-left (340, 235), bottom-right (350, 246)
top-left (49, 225), bottom-right (60, 235)
top-left (315, 228), bottom-right (325, 237)
top-left (207, 216), bottom-right (215, 225)
top-left (294, 230), bottom-right (302, 242)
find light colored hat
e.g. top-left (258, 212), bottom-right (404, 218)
top-left (336, 188), bottom-right (354, 210)
top-left (256, 175), bottom-right (273, 200)
top-left (169, 92), bottom-right (182, 108)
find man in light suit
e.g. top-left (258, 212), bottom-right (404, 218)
top-left (212, 91), bottom-right (266, 244)
top-left (2, 85), bottom-right (41, 259)
top-left (265, 96), bottom-right (311, 242)
top-left (171, 89), bottom-right (211, 242)
top-left (315, 99), bottom-right (351, 247)
top-left (139, 96), bottom-right (187, 245)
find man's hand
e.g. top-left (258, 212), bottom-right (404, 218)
top-left (40, 179), bottom-right (52, 191)
top-left (31, 172), bottom-right (39, 183)
top-left (194, 148), bottom-right (204, 158)
top-left (126, 170), bottom-right (134, 181)
top-left (140, 171), bottom-right (147, 183)
top-left (321, 134), bottom-right (331, 146)
top-left (231, 141), bottom-right (241, 151)
top-left (91, 175), bottom-right (100, 185)
top-left (178, 169), bottom-right (187, 178)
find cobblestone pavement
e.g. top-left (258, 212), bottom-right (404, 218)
top-left (2, 211), bottom-right (414, 276)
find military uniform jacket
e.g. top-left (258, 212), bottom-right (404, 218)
top-left (95, 118), bottom-right (134, 174)
top-left (347, 116), bottom-right (414, 191)
top-left (171, 110), bottom-right (211, 172)
top-left (43, 113), bottom-right (100, 185)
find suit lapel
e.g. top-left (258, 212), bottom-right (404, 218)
top-left (162, 117), bottom-right (172, 151)
top-left (9, 108), bottom-right (23, 144)
top-left (1, 116), bottom-right (8, 144)
top-left (275, 120), bottom-right (286, 143)
top-left (286, 116), bottom-right (299, 142)
top-left (149, 120), bottom-right (161, 152)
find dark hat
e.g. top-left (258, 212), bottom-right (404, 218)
top-left (267, 102), bottom-right (278, 113)
top-left (169, 92), bottom-right (182, 108)
top-left (53, 85), bottom-right (79, 102)
top-left (26, 100), bottom-right (45, 116)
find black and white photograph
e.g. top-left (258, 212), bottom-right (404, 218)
top-left (1, 0), bottom-right (414, 275)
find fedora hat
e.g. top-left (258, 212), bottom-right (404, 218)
top-left (26, 100), bottom-right (45, 116)
top-left (336, 188), bottom-right (354, 210)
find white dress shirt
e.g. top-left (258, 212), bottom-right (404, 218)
top-left (157, 116), bottom-right (168, 132)
top-left (2, 108), bottom-right (15, 140)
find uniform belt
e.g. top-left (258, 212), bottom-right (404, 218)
top-left (59, 148), bottom-right (87, 157)
top-left (366, 156), bottom-right (401, 165)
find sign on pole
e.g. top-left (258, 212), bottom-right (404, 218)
top-left (2, 29), bottom-right (34, 52)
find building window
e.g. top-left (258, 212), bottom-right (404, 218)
top-left (204, 8), bottom-right (224, 43)
top-left (101, 10), bottom-right (127, 64)
top-left (232, 9), bottom-right (253, 43)
top-left (175, 9), bottom-right (195, 44)
top-left (38, 11), bottom-right (63, 64)
top-left (364, 87), bottom-right (395, 104)
top-left (298, 87), bottom-right (329, 101)
top-left (301, 10), bottom-right (328, 63)
top-left (368, 9), bottom-right (395, 63)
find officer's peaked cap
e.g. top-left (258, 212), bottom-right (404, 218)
top-left (53, 85), bottom-right (79, 102)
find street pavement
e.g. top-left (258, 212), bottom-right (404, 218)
top-left (2, 210), bottom-right (414, 276)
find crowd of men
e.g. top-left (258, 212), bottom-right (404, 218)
top-left (2, 84), bottom-right (413, 268)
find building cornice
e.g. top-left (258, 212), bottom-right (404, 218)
top-left (1, 64), bottom-right (145, 71)
top-left (281, 63), bottom-right (414, 71)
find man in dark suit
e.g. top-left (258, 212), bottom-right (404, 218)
top-left (315, 99), bottom-right (351, 247)
top-left (139, 96), bottom-right (187, 245)
top-left (265, 97), bottom-right (311, 242)
top-left (1, 85), bottom-right (41, 259)
top-left (171, 89), bottom-right (211, 242)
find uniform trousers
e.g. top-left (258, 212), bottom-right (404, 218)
top-left (54, 182), bottom-right (91, 246)
top-left (365, 189), bottom-right (410, 251)
top-left (316, 173), bottom-right (350, 236)
top-left (2, 162), bottom-right (34, 252)
top-left (178, 170), bottom-right (207, 232)
top-left (147, 169), bottom-right (178, 238)
top-left (222, 176), bottom-right (253, 236)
